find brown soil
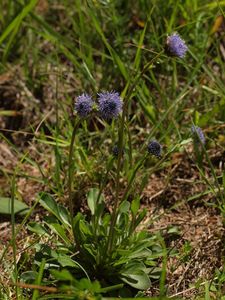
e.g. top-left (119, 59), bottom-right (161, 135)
top-left (144, 149), bottom-right (225, 298)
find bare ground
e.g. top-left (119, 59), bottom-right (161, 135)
top-left (144, 148), bottom-right (225, 298)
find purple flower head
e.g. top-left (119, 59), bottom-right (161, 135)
top-left (112, 145), bottom-right (124, 157)
top-left (75, 94), bottom-right (94, 118)
top-left (112, 145), bottom-right (119, 157)
top-left (98, 91), bottom-right (122, 120)
top-left (191, 125), bottom-right (205, 144)
top-left (166, 33), bottom-right (188, 58)
top-left (147, 140), bottom-right (162, 158)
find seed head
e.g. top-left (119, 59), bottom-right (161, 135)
top-left (98, 91), bottom-right (122, 120)
top-left (75, 94), bottom-right (94, 118)
top-left (166, 33), bottom-right (188, 58)
top-left (191, 125), bottom-right (205, 144)
top-left (147, 140), bottom-right (162, 158)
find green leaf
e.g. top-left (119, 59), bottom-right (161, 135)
top-left (43, 215), bottom-right (71, 244)
top-left (87, 188), bottom-right (104, 215)
top-left (134, 209), bottom-right (147, 229)
top-left (47, 223), bottom-right (71, 245)
top-left (83, 244), bottom-right (97, 262)
top-left (73, 212), bottom-right (84, 242)
top-left (118, 200), bottom-right (130, 214)
top-left (131, 197), bottom-right (140, 216)
top-left (87, 188), bottom-right (98, 215)
top-left (128, 249), bottom-right (153, 260)
top-left (58, 205), bottom-right (71, 227)
top-left (120, 271), bottom-right (151, 290)
top-left (0, 0), bottom-right (38, 46)
top-left (133, 19), bottom-right (148, 70)
top-left (100, 283), bottom-right (124, 293)
top-left (76, 278), bottom-right (101, 293)
top-left (27, 222), bottom-right (49, 235)
top-left (95, 202), bottom-right (105, 219)
top-left (0, 197), bottom-right (29, 215)
top-left (167, 226), bottom-right (180, 235)
top-left (79, 220), bottom-right (92, 236)
top-left (30, 13), bottom-right (81, 70)
top-left (102, 214), bottom-right (111, 227)
top-left (39, 193), bottom-right (60, 220)
top-left (149, 267), bottom-right (161, 279)
top-left (20, 271), bottom-right (37, 283)
top-left (50, 269), bottom-right (74, 281)
top-left (194, 110), bottom-right (200, 124)
top-left (56, 255), bottom-right (79, 268)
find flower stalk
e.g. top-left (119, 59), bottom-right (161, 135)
top-left (107, 51), bottom-right (164, 254)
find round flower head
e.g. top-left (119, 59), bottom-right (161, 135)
top-left (112, 145), bottom-right (119, 157)
top-left (75, 94), bottom-right (94, 118)
top-left (191, 125), bottom-right (205, 144)
top-left (147, 140), bottom-right (162, 158)
top-left (166, 33), bottom-right (188, 58)
top-left (112, 145), bottom-right (124, 157)
top-left (98, 91), bottom-right (122, 120)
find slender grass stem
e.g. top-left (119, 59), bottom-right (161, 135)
top-left (11, 173), bottom-right (18, 299)
top-left (54, 54), bottom-right (61, 193)
top-left (31, 258), bottom-right (46, 300)
top-left (194, 142), bottom-right (224, 205)
top-left (127, 122), bottom-right (133, 168)
top-left (68, 118), bottom-right (81, 245)
top-left (203, 147), bottom-right (224, 204)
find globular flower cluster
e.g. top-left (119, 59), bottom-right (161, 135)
top-left (112, 145), bottom-right (125, 157)
top-left (75, 33), bottom-right (190, 159)
top-left (74, 91), bottom-right (123, 120)
top-left (98, 92), bottom-right (123, 120)
top-left (166, 33), bottom-right (188, 58)
top-left (74, 94), bottom-right (94, 118)
top-left (191, 125), bottom-right (205, 144)
top-left (112, 145), bottom-right (119, 157)
top-left (147, 140), bottom-right (162, 158)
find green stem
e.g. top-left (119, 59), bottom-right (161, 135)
top-left (93, 158), bottom-right (113, 237)
top-left (127, 122), bottom-right (133, 168)
top-left (107, 51), bottom-right (164, 254)
top-left (68, 118), bottom-right (81, 245)
top-left (122, 155), bottom-right (147, 200)
top-left (11, 173), bottom-right (18, 299)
